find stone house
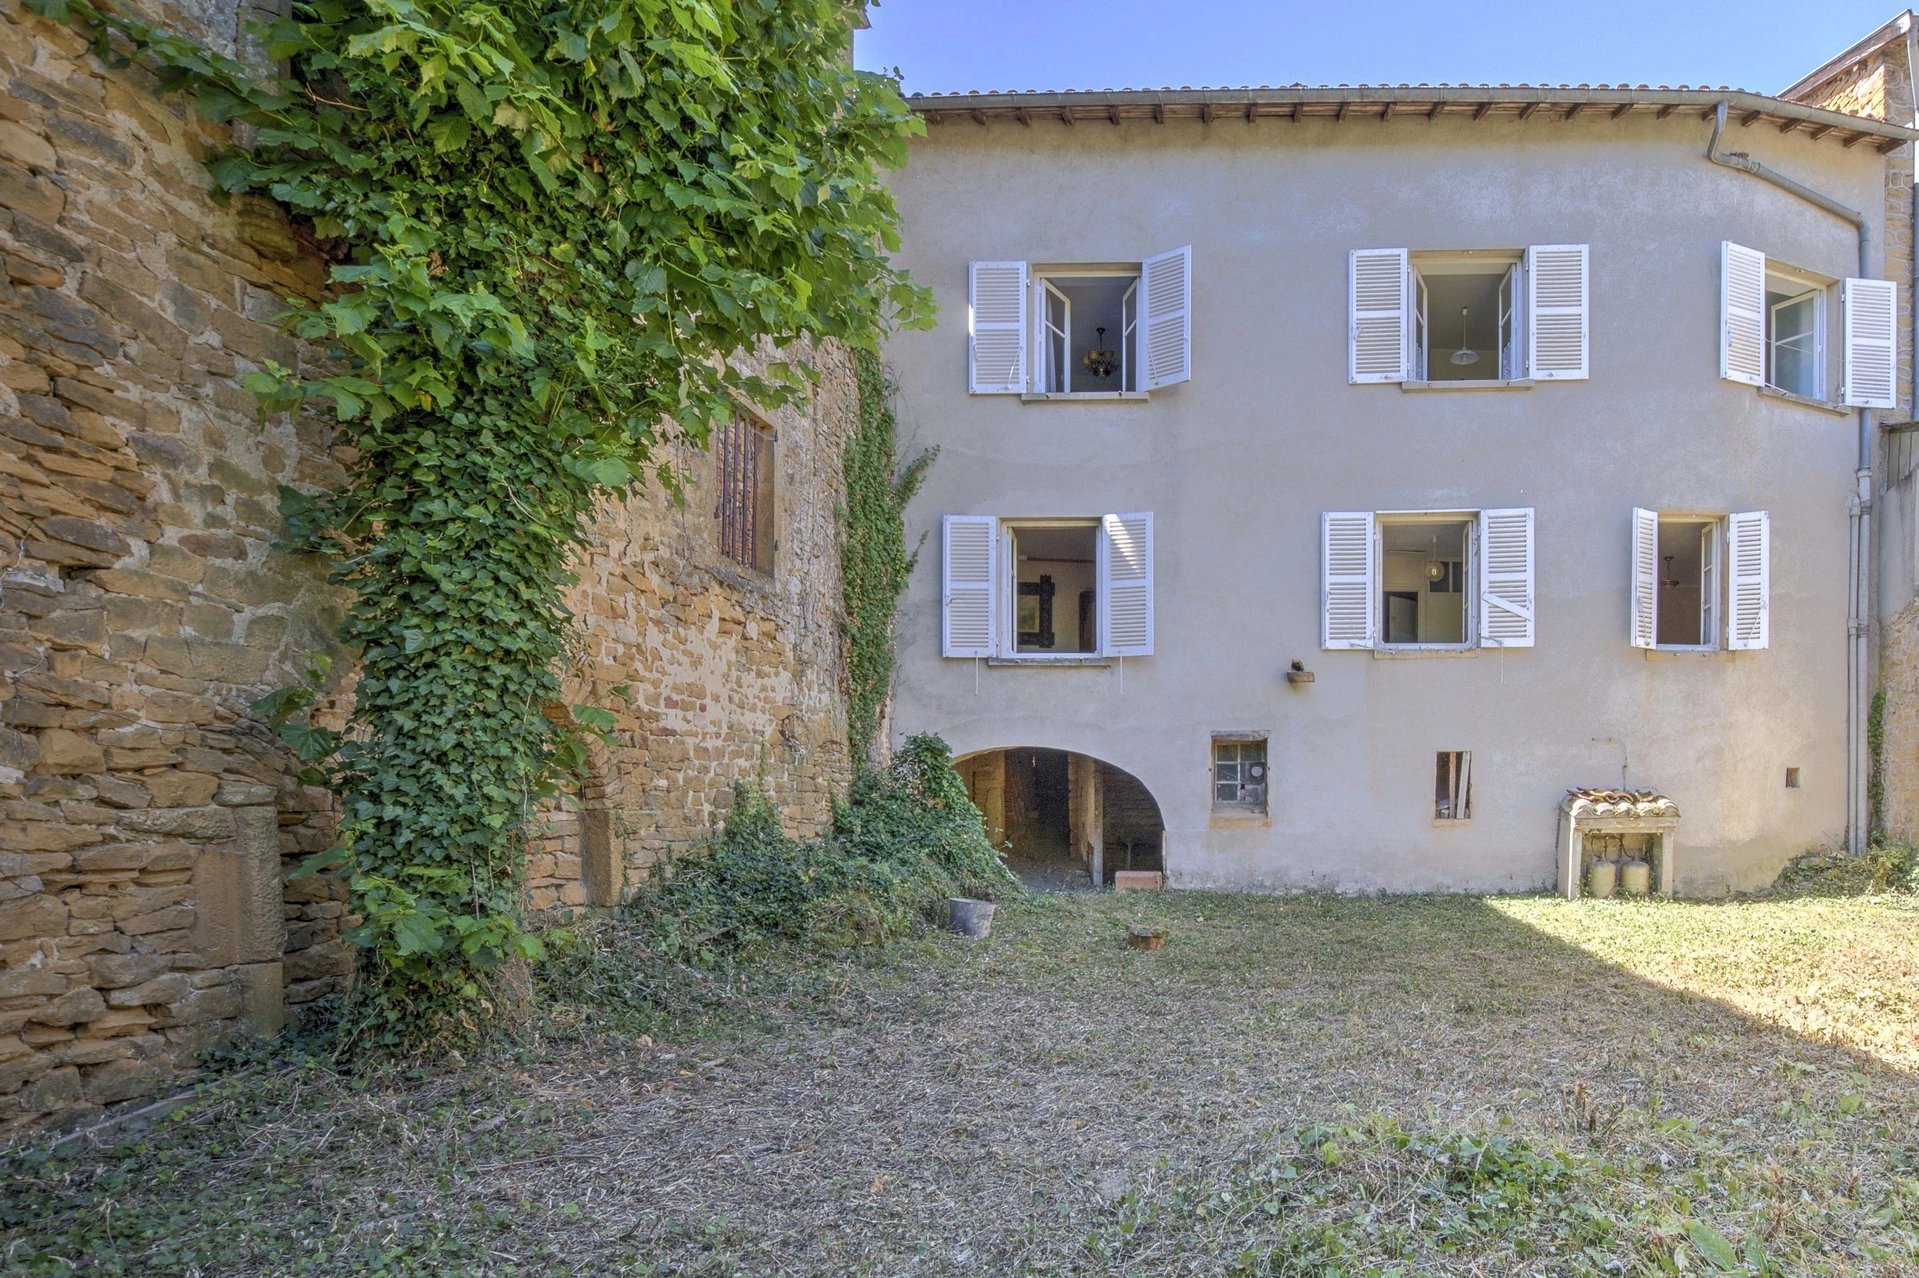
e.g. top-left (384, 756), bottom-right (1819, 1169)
top-left (881, 78), bottom-right (1915, 893)
top-left (1781, 12), bottom-right (1919, 847)
top-left (0, 3), bottom-right (856, 1131)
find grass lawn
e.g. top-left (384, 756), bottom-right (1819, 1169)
top-left (4, 885), bottom-right (1918, 1275)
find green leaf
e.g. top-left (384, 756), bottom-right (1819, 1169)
top-left (1684, 1221), bottom-right (1741, 1271)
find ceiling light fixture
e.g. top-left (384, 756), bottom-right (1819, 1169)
top-left (1449, 306), bottom-right (1479, 366)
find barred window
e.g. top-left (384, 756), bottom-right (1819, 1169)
top-left (716, 416), bottom-right (774, 574)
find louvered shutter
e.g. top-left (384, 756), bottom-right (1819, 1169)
top-left (968, 261), bottom-right (1027, 394)
top-left (1726, 511), bottom-right (1770, 651)
top-left (1140, 247), bottom-right (1192, 390)
top-left (1099, 512), bottom-right (1154, 656)
top-left (942, 515), bottom-right (997, 657)
top-left (1630, 507), bottom-right (1658, 650)
top-left (1477, 508), bottom-right (1535, 648)
top-left (1349, 249), bottom-right (1409, 383)
top-left (1843, 277), bottom-right (1898, 408)
top-left (1719, 242), bottom-right (1766, 387)
top-left (1322, 511), bottom-right (1376, 649)
top-left (1525, 244), bottom-right (1589, 380)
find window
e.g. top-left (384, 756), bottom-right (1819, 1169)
top-left (1435, 751), bottom-right (1472, 821)
top-left (1212, 736), bottom-right (1268, 814)
top-left (941, 513), bottom-right (1153, 659)
top-left (1721, 242), bottom-right (1896, 408)
top-left (1350, 244), bottom-right (1588, 385)
top-left (716, 416), bottom-right (774, 574)
top-left (1630, 508), bottom-right (1769, 651)
top-left (1321, 508), bottom-right (1535, 651)
top-left (967, 249), bottom-right (1191, 396)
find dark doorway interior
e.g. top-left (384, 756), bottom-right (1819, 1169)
top-left (1004, 748), bottom-right (1077, 888)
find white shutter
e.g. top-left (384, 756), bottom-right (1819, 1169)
top-left (1726, 510), bottom-right (1770, 650)
top-left (942, 515), bottom-right (997, 657)
top-left (968, 261), bottom-right (1027, 393)
top-left (1720, 242), bottom-right (1766, 387)
top-left (1525, 244), bottom-right (1589, 380)
top-left (1349, 249), bottom-right (1409, 383)
top-left (1099, 512), bottom-right (1154, 656)
top-left (1322, 511), bottom-right (1376, 649)
top-left (1478, 508), bottom-right (1535, 648)
top-left (1630, 507), bottom-right (1658, 650)
top-left (1843, 277), bottom-right (1898, 408)
top-left (1140, 246), bottom-right (1192, 390)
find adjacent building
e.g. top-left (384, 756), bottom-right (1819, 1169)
top-left (882, 82), bottom-right (1916, 893)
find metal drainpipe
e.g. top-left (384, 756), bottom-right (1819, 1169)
top-left (1707, 101), bottom-right (1874, 856)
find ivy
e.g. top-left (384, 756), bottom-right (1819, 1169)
top-left (34, 0), bottom-right (931, 1051)
top-left (841, 351), bottom-right (931, 763)
top-left (1869, 688), bottom-right (1886, 843)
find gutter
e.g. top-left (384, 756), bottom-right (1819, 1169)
top-left (1706, 100), bottom-right (1874, 857)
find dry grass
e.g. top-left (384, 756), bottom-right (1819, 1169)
top-left (5, 888), bottom-right (1918, 1275)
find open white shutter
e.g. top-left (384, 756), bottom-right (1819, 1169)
top-left (1099, 512), bottom-right (1154, 656)
top-left (1478, 508), bottom-right (1535, 648)
top-left (1843, 277), bottom-right (1898, 408)
top-left (1322, 511), bottom-right (1376, 649)
top-left (1140, 246), bottom-right (1192, 390)
top-left (1525, 244), bottom-right (1589, 380)
top-left (1349, 249), bottom-right (1409, 383)
top-left (1719, 242), bottom-right (1766, 387)
top-left (1726, 511), bottom-right (1770, 650)
top-left (968, 261), bottom-right (1027, 393)
top-left (1630, 507), bottom-right (1658, 650)
top-left (942, 515), bottom-right (997, 657)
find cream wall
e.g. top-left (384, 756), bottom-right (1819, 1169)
top-left (883, 112), bottom-right (1888, 894)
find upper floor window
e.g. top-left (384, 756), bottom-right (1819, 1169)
top-left (1630, 508), bottom-right (1768, 651)
top-left (941, 513), bottom-right (1153, 659)
top-left (1720, 241), bottom-right (1896, 409)
top-left (968, 250), bottom-right (1191, 397)
top-left (716, 415), bottom-right (774, 574)
top-left (1350, 245), bottom-right (1588, 386)
top-left (1321, 508), bottom-right (1534, 651)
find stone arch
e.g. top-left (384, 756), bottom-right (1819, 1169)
top-left (954, 746), bottom-right (1165, 888)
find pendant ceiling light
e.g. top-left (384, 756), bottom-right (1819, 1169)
top-left (1426, 534), bottom-right (1445, 582)
top-left (1449, 306), bottom-right (1479, 366)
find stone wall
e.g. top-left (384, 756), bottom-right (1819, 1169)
top-left (1, 3), bottom-right (857, 1131)
top-left (528, 361), bottom-right (857, 913)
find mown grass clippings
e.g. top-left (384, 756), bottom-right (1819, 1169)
top-left (5, 885), bottom-right (1917, 1275)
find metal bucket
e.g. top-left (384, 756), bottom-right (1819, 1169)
top-left (948, 897), bottom-right (995, 939)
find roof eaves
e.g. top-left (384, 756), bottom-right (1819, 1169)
top-left (1778, 9), bottom-right (1913, 104)
top-left (907, 86), bottom-right (1919, 149)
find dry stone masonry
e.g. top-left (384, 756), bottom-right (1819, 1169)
top-left (1, 3), bottom-right (857, 1131)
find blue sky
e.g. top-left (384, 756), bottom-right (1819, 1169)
top-left (855, 2), bottom-right (1906, 99)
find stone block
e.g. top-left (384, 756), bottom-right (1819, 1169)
top-left (81, 1056), bottom-right (172, 1105)
top-left (190, 806), bottom-right (284, 966)
top-left (31, 727), bottom-right (103, 775)
top-left (86, 952), bottom-right (171, 989)
top-left (0, 894), bottom-right (68, 942)
top-left (29, 986), bottom-right (105, 1026)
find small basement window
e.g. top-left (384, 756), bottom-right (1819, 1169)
top-left (1411, 252), bottom-right (1522, 382)
top-left (1435, 751), bottom-right (1472, 821)
top-left (1009, 521), bottom-right (1099, 655)
top-left (1379, 515), bottom-right (1472, 647)
top-left (1213, 736), bottom-right (1269, 814)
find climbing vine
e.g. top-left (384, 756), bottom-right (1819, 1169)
top-left (1869, 688), bottom-right (1886, 843)
top-left (33, 0), bottom-right (931, 1050)
top-left (841, 351), bottom-right (932, 763)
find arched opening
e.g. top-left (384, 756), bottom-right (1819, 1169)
top-left (954, 747), bottom-right (1165, 890)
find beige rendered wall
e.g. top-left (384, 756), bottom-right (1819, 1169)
top-left (883, 111), bottom-right (1888, 894)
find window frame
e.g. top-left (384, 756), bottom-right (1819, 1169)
top-left (715, 414), bottom-right (775, 576)
top-left (1763, 262), bottom-right (1830, 402)
top-left (1408, 250), bottom-right (1525, 388)
top-left (1375, 510), bottom-right (1478, 651)
top-left (1027, 263), bottom-right (1142, 397)
top-left (1000, 517), bottom-right (1101, 659)
top-left (1434, 750), bottom-right (1473, 823)
top-left (1648, 511), bottom-right (1727, 653)
top-left (1211, 733), bottom-right (1270, 816)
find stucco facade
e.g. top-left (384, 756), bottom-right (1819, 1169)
top-left (883, 93), bottom-right (1909, 894)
